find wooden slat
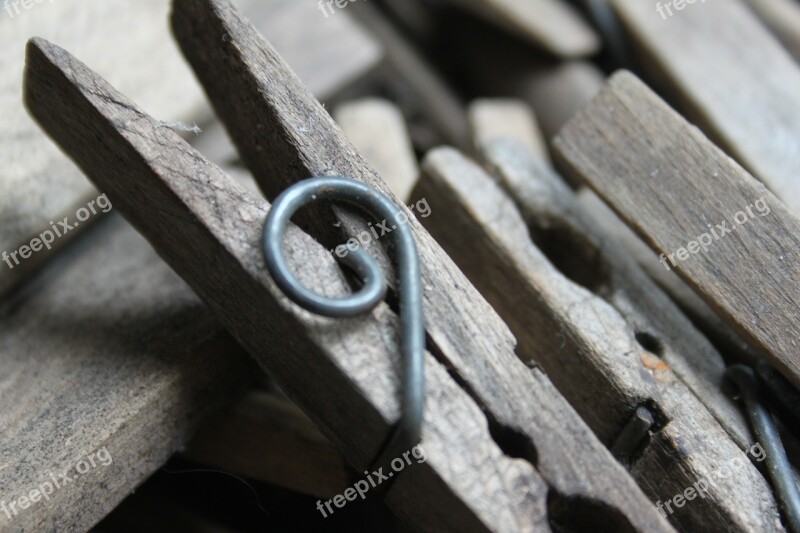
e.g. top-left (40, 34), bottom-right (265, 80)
top-left (611, 0), bottom-right (800, 214)
top-left (440, 11), bottom-right (606, 143)
top-left (168, 2), bottom-right (672, 529)
top-left (575, 186), bottom-right (765, 364)
top-left (335, 98), bottom-right (419, 202)
top-left (23, 7), bottom-right (674, 533)
top-left (0, 215), bottom-right (253, 531)
top-left (468, 98), bottom-right (550, 163)
top-left (418, 145), bottom-right (781, 532)
top-left (441, 0), bottom-right (600, 57)
top-left (476, 140), bottom-right (750, 447)
top-left (25, 38), bottom-right (553, 532)
top-left (0, 0), bottom-right (381, 299)
top-left (466, 100), bottom-right (762, 371)
top-left (554, 70), bottom-right (800, 390)
top-left (468, 104), bottom-right (765, 401)
top-left (0, 1), bottom-right (207, 298)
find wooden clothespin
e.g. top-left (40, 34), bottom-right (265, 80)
top-left (22, 0), bottom-right (673, 529)
top-left (415, 132), bottom-right (783, 531)
top-left (555, 70), bottom-right (800, 530)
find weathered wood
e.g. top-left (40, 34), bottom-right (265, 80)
top-left (743, 0), bottom-right (800, 61)
top-left (169, 1), bottom-right (674, 530)
top-left (0, 215), bottom-right (254, 532)
top-left (611, 0), bottom-right (800, 214)
top-left (418, 145), bottom-right (782, 533)
top-left (478, 140), bottom-right (751, 447)
top-left (335, 98), bottom-right (419, 202)
top-left (468, 98), bottom-right (550, 163)
top-left (25, 38), bottom-right (555, 532)
top-left (0, 0), bottom-right (381, 299)
top-left (575, 186), bottom-right (765, 365)
top-left (554, 70), bottom-right (800, 391)
top-left (0, 1), bottom-right (207, 298)
top-left (184, 390), bottom-right (350, 499)
top-left (466, 99), bottom-right (761, 370)
top-left (24, 13), bottom-right (673, 533)
top-left (441, 0), bottom-right (600, 57)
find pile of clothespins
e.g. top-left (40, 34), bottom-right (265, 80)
top-left (3, 0), bottom-right (800, 531)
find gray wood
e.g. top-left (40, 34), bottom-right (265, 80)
top-left (515, 61), bottom-right (606, 143)
top-left (575, 186), bottom-right (765, 365)
top-left (0, 215), bottom-right (254, 532)
top-left (242, 0), bottom-right (383, 99)
top-left (611, 0), bottom-right (800, 215)
top-left (24, 37), bottom-right (549, 533)
top-left (554, 70), bottom-right (800, 391)
top-left (418, 145), bottom-right (782, 533)
top-left (0, 1), bottom-right (208, 299)
top-left (478, 140), bottom-right (751, 449)
top-left (0, 0), bottom-right (381, 299)
top-left (23, 13), bottom-right (671, 533)
top-left (168, 1), bottom-right (674, 529)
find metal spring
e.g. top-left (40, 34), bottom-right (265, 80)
top-left (725, 365), bottom-right (800, 532)
top-left (262, 176), bottom-right (425, 469)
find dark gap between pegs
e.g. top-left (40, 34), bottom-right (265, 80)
top-left (634, 331), bottom-right (665, 357)
top-left (426, 333), bottom-right (541, 469)
top-left (547, 490), bottom-right (637, 533)
top-left (527, 220), bottom-right (613, 296)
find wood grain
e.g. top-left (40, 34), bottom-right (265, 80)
top-left (335, 98), bottom-right (419, 202)
top-left (418, 145), bottom-right (782, 533)
top-left (554, 70), bottom-right (800, 391)
top-left (0, 0), bottom-right (207, 298)
top-left (478, 140), bottom-right (751, 448)
top-left (611, 0), bottom-right (800, 215)
top-left (0, 0), bottom-right (380, 299)
top-left (25, 37), bottom-right (554, 532)
top-left (21, 8), bottom-right (674, 533)
top-left (0, 215), bottom-right (254, 532)
top-left (168, 2), bottom-right (674, 530)
top-left (464, 91), bottom-right (760, 368)
top-left (575, 186), bottom-right (765, 365)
